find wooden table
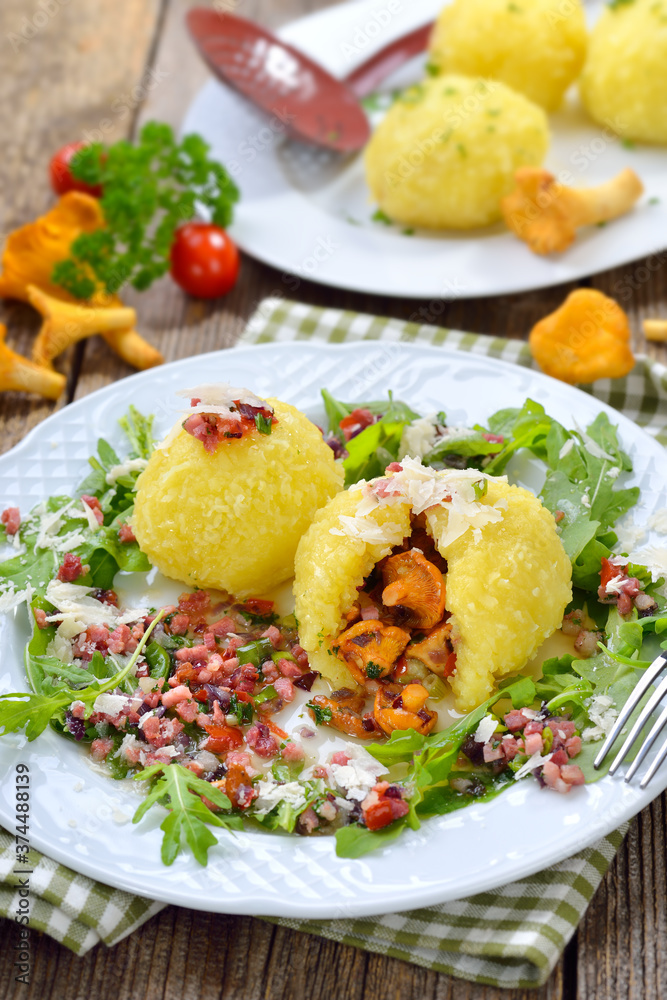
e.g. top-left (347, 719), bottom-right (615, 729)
top-left (1, 1), bottom-right (666, 997)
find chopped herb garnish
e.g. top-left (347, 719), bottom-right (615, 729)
top-left (255, 413), bottom-right (273, 435)
top-left (366, 662), bottom-right (383, 679)
top-left (372, 208), bottom-right (393, 225)
top-left (307, 702), bottom-right (333, 725)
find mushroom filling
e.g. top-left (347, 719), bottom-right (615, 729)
top-left (315, 515), bottom-right (456, 738)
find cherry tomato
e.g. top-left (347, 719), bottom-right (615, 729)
top-left (49, 141), bottom-right (102, 198)
top-left (170, 222), bottom-right (240, 299)
top-left (203, 724), bottom-right (244, 754)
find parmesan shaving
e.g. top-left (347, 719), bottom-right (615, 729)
top-left (176, 383), bottom-right (268, 418)
top-left (105, 458), bottom-right (148, 486)
top-left (514, 751), bottom-right (552, 781)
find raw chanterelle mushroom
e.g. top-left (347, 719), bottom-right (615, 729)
top-left (501, 166), bottom-right (644, 255)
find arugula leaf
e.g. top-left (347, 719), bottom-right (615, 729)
top-left (132, 763), bottom-right (241, 866)
top-left (0, 611), bottom-right (165, 741)
top-left (423, 430), bottom-right (504, 467)
top-left (118, 405), bottom-right (155, 460)
top-left (340, 397), bottom-right (420, 487)
top-left (53, 122), bottom-right (240, 299)
top-left (335, 818), bottom-right (408, 858)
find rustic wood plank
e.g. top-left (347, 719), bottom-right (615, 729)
top-left (2, 1), bottom-right (667, 999)
top-left (0, 0), bottom-right (163, 453)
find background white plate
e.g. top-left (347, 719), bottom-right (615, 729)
top-left (181, 0), bottom-right (667, 299)
top-left (1, 342), bottom-right (666, 918)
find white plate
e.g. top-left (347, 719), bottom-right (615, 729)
top-left (181, 0), bottom-right (667, 299)
top-left (1, 342), bottom-right (666, 918)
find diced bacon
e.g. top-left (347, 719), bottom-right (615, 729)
top-left (175, 699), bottom-right (199, 723)
top-left (373, 477), bottom-right (404, 500)
top-left (118, 522), bottom-right (136, 543)
top-left (107, 623), bottom-right (137, 655)
top-left (361, 604), bottom-right (380, 621)
top-left (282, 742), bottom-right (305, 762)
top-left (274, 677), bottom-right (295, 703)
top-left (546, 719), bottom-right (577, 740)
top-left (523, 720), bottom-right (544, 736)
top-left (90, 738), bottom-right (114, 761)
top-left (209, 616), bottom-right (237, 636)
top-left (297, 806), bottom-right (320, 833)
top-left (290, 645), bottom-right (310, 670)
top-left (313, 765), bottom-right (329, 779)
top-left (245, 723), bottom-right (279, 758)
top-left (175, 644), bottom-right (209, 665)
top-left (221, 656), bottom-right (240, 677)
top-left (331, 751), bottom-right (351, 766)
top-left (501, 735), bottom-right (521, 761)
top-left (385, 462), bottom-right (403, 473)
top-left (482, 433), bottom-right (504, 443)
top-left (504, 709), bottom-right (528, 732)
top-left (1, 507), bottom-right (20, 535)
top-left (550, 749), bottom-right (569, 766)
top-left (81, 494), bottom-right (104, 526)
top-left (260, 660), bottom-right (279, 682)
top-left (617, 592), bottom-right (633, 616)
top-left (161, 685), bottom-right (192, 708)
top-left (524, 732), bottom-right (544, 755)
top-left (169, 614), bottom-right (190, 635)
top-left (70, 701), bottom-right (86, 719)
top-left (542, 759), bottom-right (570, 794)
top-left (560, 764), bottom-right (585, 786)
top-left (142, 715), bottom-right (184, 748)
top-left (483, 743), bottom-right (504, 763)
top-left (277, 658), bottom-right (301, 678)
top-left (565, 735), bottom-right (582, 758)
top-left (261, 625), bottom-right (281, 648)
top-left (203, 631), bottom-right (217, 651)
top-left (122, 741), bottom-right (143, 765)
top-left (57, 552), bottom-right (85, 582)
top-left (224, 635), bottom-right (245, 657)
top-left (73, 623), bottom-right (110, 660)
top-left (226, 751), bottom-right (253, 768)
top-left (183, 759), bottom-right (205, 778)
top-left (34, 608), bottom-right (48, 629)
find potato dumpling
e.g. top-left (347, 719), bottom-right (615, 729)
top-left (580, 0), bottom-right (667, 144)
top-left (133, 393), bottom-right (343, 597)
top-left (428, 0), bottom-right (588, 112)
top-left (364, 75), bottom-right (549, 230)
top-left (294, 461), bottom-right (571, 712)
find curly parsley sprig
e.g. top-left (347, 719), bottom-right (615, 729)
top-left (52, 122), bottom-right (239, 300)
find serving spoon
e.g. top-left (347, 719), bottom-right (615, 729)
top-left (186, 9), bottom-right (434, 153)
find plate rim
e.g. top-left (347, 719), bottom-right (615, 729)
top-left (1, 339), bottom-right (666, 918)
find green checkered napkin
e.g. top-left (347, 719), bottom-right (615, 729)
top-left (3, 296), bottom-right (667, 986)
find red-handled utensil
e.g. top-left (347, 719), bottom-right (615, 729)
top-left (186, 9), bottom-right (433, 153)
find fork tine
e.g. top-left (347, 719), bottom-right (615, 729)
top-left (624, 702), bottom-right (667, 782)
top-left (608, 672), bottom-right (667, 775)
top-left (594, 652), bottom-right (667, 770)
top-left (640, 729), bottom-right (667, 789)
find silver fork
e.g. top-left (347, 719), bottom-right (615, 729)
top-left (594, 651), bottom-right (667, 789)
